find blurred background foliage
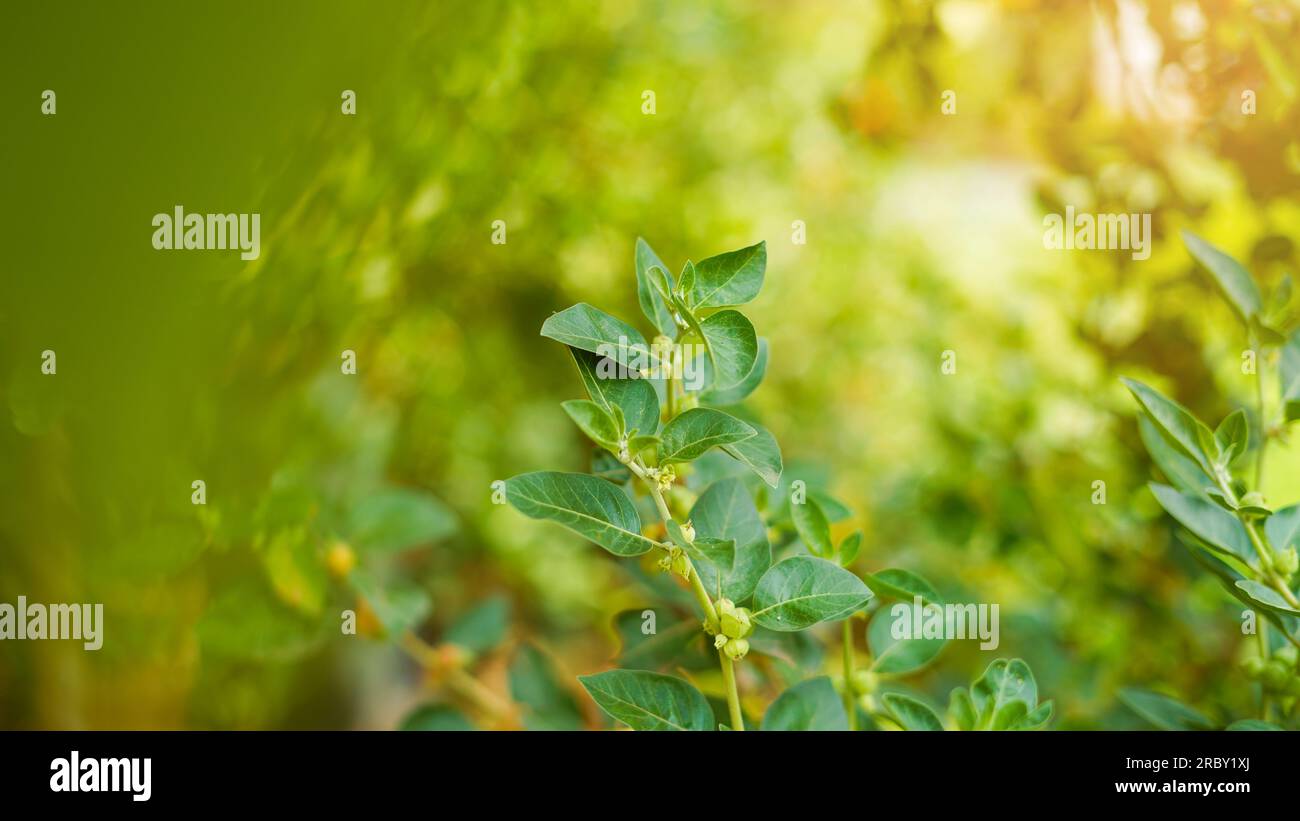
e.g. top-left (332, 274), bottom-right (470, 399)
top-left (2, 0), bottom-right (1300, 728)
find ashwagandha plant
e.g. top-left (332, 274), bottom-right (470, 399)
top-left (1122, 229), bottom-right (1300, 731)
top-left (503, 237), bottom-right (1053, 730)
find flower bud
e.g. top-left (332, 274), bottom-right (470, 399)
top-left (714, 633), bottom-right (728, 650)
top-left (681, 520), bottom-right (696, 543)
top-left (723, 637), bottom-right (749, 661)
top-left (1264, 660), bottom-right (1291, 691)
top-left (670, 550), bottom-right (691, 580)
top-left (852, 670), bottom-right (877, 695)
top-left (325, 540), bottom-right (356, 579)
top-left (1242, 656), bottom-right (1267, 679)
top-left (1276, 546), bottom-right (1298, 578)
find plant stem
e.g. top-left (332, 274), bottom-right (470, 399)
top-left (399, 632), bottom-right (517, 725)
top-left (719, 652), bottom-right (745, 731)
top-left (629, 457), bottom-right (742, 728)
top-left (842, 618), bottom-right (858, 731)
top-left (1255, 343), bottom-right (1270, 491)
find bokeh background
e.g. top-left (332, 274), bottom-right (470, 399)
top-left (2, 0), bottom-right (1300, 729)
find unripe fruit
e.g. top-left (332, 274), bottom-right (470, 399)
top-left (718, 599), bottom-right (752, 639)
top-left (723, 637), bottom-right (749, 661)
top-left (852, 670), bottom-right (877, 694)
top-left (1242, 657), bottom-right (1267, 679)
top-left (1264, 660), bottom-right (1290, 691)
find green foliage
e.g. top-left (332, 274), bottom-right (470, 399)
top-left (1123, 232), bottom-right (1300, 730)
top-left (504, 471), bottom-right (658, 557)
top-left (751, 557), bottom-right (872, 631)
top-left (948, 659), bottom-right (1054, 731)
top-left (502, 238), bottom-right (1050, 730)
top-left (577, 670), bottom-right (713, 731)
top-left (761, 677), bottom-right (848, 731)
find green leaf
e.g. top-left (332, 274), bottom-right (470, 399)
top-left (569, 348), bottom-right (660, 436)
top-left (720, 420), bottom-right (782, 488)
top-left (561, 399), bottom-right (621, 448)
top-left (882, 693), bottom-right (944, 731)
top-left (698, 309), bottom-right (758, 392)
top-left (752, 556), bottom-right (873, 631)
top-left (701, 338), bottom-right (768, 405)
top-left (349, 488), bottom-right (456, 554)
top-left (811, 491), bottom-right (852, 522)
top-left (1138, 414), bottom-right (1212, 493)
top-left (838, 532), bottom-right (863, 566)
top-left (636, 238), bottom-right (677, 337)
top-left (1122, 377), bottom-right (1218, 476)
top-left (658, 408), bottom-right (755, 464)
top-left (969, 659), bottom-right (1041, 730)
top-left (1226, 719), bottom-right (1283, 731)
top-left (398, 704), bottom-right (475, 731)
top-left (1214, 409), bottom-right (1249, 465)
top-left (1234, 579), bottom-right (1300, 615)
top-left (1119, 687), bottom-right (1215, 730)
top-left (509, 642), bottom-right (584, 730)
top-left (1283, 331), bottom-right (1300, 422)
top-left (349, 569), bottom-right (432, 637)
top-left (614, 609), bottom-right (708, 671)
top-left (863, 568), bottom-right (943, 606)
top-left (790, 495), bottom-right (833, 558)
top-left (948, 687), bottom-right (977, 731)
top-left (688, 537), bottom-right (736, 575)
top-left (1149, 483), bottom-right (1254, 564)
top-left (1265, 504), bottom-right (1300, 552)
top-left (197, 581), bottom-right (326, 662)
top-left (868, 604), bottom-right (946, 675)
top-left (261, 526), bottom-right (327, 616)
top-left (1016, 701), bottom-right (1055, 730)
top-left (690, 241), bottom-right (766, 308)
top-left (760, 676), bottom-right (848, 730)
top-left (444, 595), bottom-right (510, 655)
top-left (541, 303), bottom-right (660, 370)
top-left (1182, 229), bottom-right (1263, 325)
top-left (676, 260), bottom-right (697, 304)
top-left (578, 670), bottom-right (714, 731)
top-left (690, 477), bottom-right (772, 604)
top-left (505, 471), bottom-right (658, 556)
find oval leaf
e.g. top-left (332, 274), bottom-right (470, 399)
top-left (720, 419), bottom-right (782, 488)
top-left (752, 556), bottom-right (873, 631)
top-left (760, 676), bottom-right (848, 731)
top-left (690, 241), bottom-right (766, 308)
top-left (658, 407), bottom-right (755, 464)
top-left (882, 693), bottom-right (944, 731)
top-left (578, 670), bottom-right (713, 731)
top-left (791, 495), bottom-right (833, 558)
top-left (505, 471), bottom-right (658, 556)
top-left (698, 309), bottom-right (758, 392)
top-left (690, 478), bottom-right (772, 604)
top-left (1119, 687), bottom-right (1215, 730)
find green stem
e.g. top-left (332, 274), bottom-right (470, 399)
top-left (1256, 352), bottom-right (1269, 491)
top-left (842, 618), bottom-right (858, 731)
top-left (630, 458), bottom-right (740, 728)
top-left (719, 652), bottom-right (745, 731)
